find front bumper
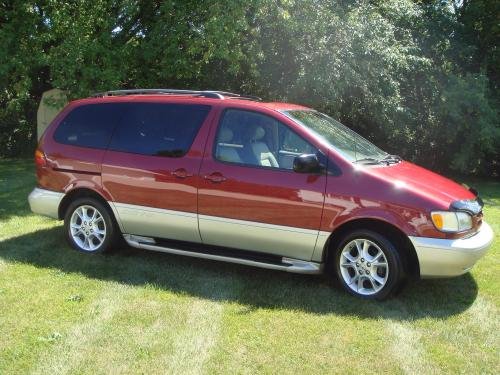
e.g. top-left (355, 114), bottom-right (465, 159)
top-left (409, 221), bottom-right (494, 278)
top-left (28, 187), bottom-right (64, 219)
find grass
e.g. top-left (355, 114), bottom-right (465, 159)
top-left (0, 159), bottom-right (499, 374)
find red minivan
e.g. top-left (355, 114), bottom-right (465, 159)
top-left (29, 89), bottom-right (493, 299)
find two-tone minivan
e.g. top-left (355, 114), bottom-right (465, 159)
top-left (29, 89), bottom-right (494, 299)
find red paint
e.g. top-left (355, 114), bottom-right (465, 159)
top-left (35, 94), bottom-right (479, 242)
top-left (197, 105), bottom-right (327, 230)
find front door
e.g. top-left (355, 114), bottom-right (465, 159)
top-left (198, 108), bottom-right (327, 260)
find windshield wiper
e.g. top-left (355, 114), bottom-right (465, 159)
top-left (379, 154), bottom-right (402, 164)
top-left (353, 157), bottom-right (381, 164)
top-left (353, 155), bottom-right (402, 165)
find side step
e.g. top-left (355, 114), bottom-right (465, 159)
top-left (123, 234), bottom-right (323, 275)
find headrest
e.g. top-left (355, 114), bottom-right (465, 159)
top-left (250, 126), bottom-right (266, 141)
top-left (219, 128), bottom-right (233, 142)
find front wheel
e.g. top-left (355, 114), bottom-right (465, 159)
top-left (64, 198), bottom-right (117, 254)
top-left (332, 230), bottom-right (403, 300)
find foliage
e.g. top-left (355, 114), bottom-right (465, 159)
top-left (0, 0), bottom-right (498, 175)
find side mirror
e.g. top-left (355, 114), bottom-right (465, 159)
top-left (293, 154), bottom-right (322, 173)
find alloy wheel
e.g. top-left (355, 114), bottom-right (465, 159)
top-left (69, 205), bottom-right (107, 251)
top-left (339, 238), bottom-right (389, 296)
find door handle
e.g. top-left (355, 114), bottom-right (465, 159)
top-left (171, 168), bottom-right (193, 179)
top-left (204, 172), bottom-right (227, 183)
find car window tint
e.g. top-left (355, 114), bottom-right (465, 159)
top-left (281, 128), bottom-right (314, 154)
top-left (54, 103), bottom-right (124, 149)
top-left (109, 103), bottom-right (210, 157)
top-left (214, 109), bottom-right (317, 170)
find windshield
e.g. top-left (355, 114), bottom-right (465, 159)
top-left (284, 110), bottom-right (388, 162)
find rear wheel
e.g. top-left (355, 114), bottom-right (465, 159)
top-left (64, 197), bottom-right (117, 254)
top-left (332, 229), bottom-right (403, 300)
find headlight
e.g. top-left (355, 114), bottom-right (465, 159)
top-left (431, 211), bottom-right (473, 232)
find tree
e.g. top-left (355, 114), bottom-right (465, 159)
top-left (0, 0), bottom-right (498, 176)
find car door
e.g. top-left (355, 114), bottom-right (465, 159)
top-left (101, 101), bottom-right (213, 243)
top-left (198, 107), bottom-right (327, 261)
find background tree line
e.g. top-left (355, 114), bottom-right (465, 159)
top-left (0, 0), bottom-right (498, 176)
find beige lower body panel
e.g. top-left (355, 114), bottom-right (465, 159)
top-left (111, 202), bottom-right (202, 243)
top-left (198, 214), bottom-right (324, 261)
top-left (28, 188), bottom-right (64, 219)
top-left (312, 231), bottom-right (330, 262)
top-left (110, 202), bottom-right (329, 261)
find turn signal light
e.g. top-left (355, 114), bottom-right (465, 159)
top-left (431, 211), bottom-right (473, 232)
top-left (431, 212), bottom-right (443, 229)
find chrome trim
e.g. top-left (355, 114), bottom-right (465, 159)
top-left (198, 214), bottom-right (319, 260)
top-left (281, 257), bottom-right (323, 273)
top-left (124, 234), bottom-right (322, 274)
top-left (126, 234), bottom-right (156, 244)
top-left (409, 221), bottom-right (493, 278)
top-left (28, 188), bottom-right (64, 219)
top-left (113, 202), bottom-right (202, 243)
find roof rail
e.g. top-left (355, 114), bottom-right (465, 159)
top-left (91, 89), bottom-right (261, 101)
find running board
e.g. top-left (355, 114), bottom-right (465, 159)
top-left (123, 234), bottom-right (322, 275)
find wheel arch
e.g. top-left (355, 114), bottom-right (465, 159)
top-left (58, 188), bottom-right (114, 221)
top-left (323, 218), bottom-right (420, 279)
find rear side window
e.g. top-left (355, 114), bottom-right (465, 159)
top-left (109, 103), bottom-right (210, 157)
top-left (54, 103), bottom-right (123, 149)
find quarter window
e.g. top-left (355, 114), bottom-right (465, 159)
top-left (214, 109), bottom-right (317, 170)
top-left (109, 103), bottom-right (210, 157)
top-left (54, 103), bottom-right (124, 149)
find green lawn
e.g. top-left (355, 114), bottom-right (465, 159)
top-left (0, 159), bottom-right (499, 374)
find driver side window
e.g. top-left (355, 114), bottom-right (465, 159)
top-left (214, 109), bottom-right (317, 170)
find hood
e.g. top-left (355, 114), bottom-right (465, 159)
top-left (362, 161), bottom-right (476, 208)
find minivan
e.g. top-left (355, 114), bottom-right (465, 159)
top-left (29, 89), bottom-right (494, 299)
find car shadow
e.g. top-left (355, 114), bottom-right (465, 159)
top-left (0, 227), bottom-right (478, 320)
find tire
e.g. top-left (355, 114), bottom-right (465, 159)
top-left (331, 229), bottom-right (403, 300)
top-left (64, 197), bottom-right (118, 254)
